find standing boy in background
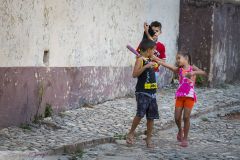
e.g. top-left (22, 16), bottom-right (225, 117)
top-left (126, 39), bottom-right (159, 148)
top-left (143, 21), bottom-right (166, 86)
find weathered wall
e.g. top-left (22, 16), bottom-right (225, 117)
top-left (179, 0), bottom-right (240, 85)
top-left (211, 3), bottom-right (240, 84)
top-left (0, 0), bottom-right (179, 67)
top-left (179, 0), bottom-right (213, 73)
top-left (0, 67), bottom-right (134, 127)
top-left (0, 0), bottom-right (45, 66)
top-left (0, 0), bottom-right (180, 128)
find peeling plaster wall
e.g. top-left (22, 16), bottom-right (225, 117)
top-left (0, 0), bottom-right (179, 67)
top-left (45, 0), bottom-right (149, 67)
top-left (0, 67), bottom-right (134, 128)
top-left (0, 0), bottom-right (180, 128)
top-left (0, 0), bottom-right (45, 66)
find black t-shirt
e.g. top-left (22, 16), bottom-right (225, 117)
top-left (136, 58), bottom-right (157, 94)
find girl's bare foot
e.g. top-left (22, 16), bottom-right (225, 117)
top-left (177, 128), bottom-right (184, 142)
top-left (180, 139), bottom-right (188, 147)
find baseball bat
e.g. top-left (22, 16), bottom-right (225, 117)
top-left (126, 44), bottom-right (141, 57)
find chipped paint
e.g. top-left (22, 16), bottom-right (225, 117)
top-left (0, 0), bottom-right (178, 68)
top-left (179, 0), bottom-right (240, 86)
top-left (0, 0), bottom-right (180, 128)
top-left (211, 2), bottom-right (240, 84)
top-left (0, 67), bottom-right (135, 128)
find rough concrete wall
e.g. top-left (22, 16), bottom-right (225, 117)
top-left (0, 0), bottom-right (45, 66)
top-left (0, 0), bottom-right (180, 128)
top-left (179, 0), bottom-right (213, 73)
top-left (0, 0), bottom-right (146, 67)
top-left (0, 0), bottom-right (179, 67)
top-left (210, 3), bottom-right (240, 84)
top-left (44, 0), bottom-right (150, 67)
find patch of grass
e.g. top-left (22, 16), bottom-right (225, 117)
top-left (114, 133), bottom-right (127, 140)
top-left (20, 123), bottom-right (32, 130)
top-left (44, 103), bottom-right (53, 118)
top-left (74, 148), bottom-right (85, 159)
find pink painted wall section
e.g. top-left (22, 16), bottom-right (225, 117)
top-left (0, 67), bottom-right (134, 128)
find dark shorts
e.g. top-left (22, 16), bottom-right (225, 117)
top-left (136, 93), bottom-right (159, 120)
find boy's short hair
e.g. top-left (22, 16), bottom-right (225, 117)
top-left (151, 21), bottom-right (162, 30)
top-left (139, 39), bottom-right (156, 52)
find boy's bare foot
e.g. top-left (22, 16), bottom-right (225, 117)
top-left (126, 133), bottom-right (134, 144)
top-left (145, 138), bottom-right (155, 148)
top-left (146, 142), bottom-right (155, 148)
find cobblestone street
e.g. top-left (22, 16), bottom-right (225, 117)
top-left (0, 84), bottom-right (240, 160)
top-left (79, 105), bottom-right (240, 160)
top-left (1, 0), bottom-right (240, 160)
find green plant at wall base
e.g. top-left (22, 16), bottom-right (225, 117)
top-left (20, 123), bottom-right (31, 130)
top-left (44, 103), bottom-right (53, 118)
top-left (196, 75), bottom-right (204, 86)
top-left (74, 148), bottom-right (85, 159)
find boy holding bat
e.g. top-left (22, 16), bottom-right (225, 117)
top-left (126, 39), bottom-right (159, 148)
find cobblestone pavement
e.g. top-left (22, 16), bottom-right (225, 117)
top-left (79, 105), bottom-right (240, 160)
top-left (0, 84), bottom-right (240, 159)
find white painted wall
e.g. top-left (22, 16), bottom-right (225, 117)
top-left (146, 0), bottom-right (180, 64)
top-left (0, 0), bottom-right (180, 67)
top-left (0, 0), bottom-right (45, 66)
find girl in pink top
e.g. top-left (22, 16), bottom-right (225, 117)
top-left (158, 51), bottom-right (207, 147)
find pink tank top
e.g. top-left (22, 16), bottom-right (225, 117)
top-left (175, 66), bottom-right (197, 102)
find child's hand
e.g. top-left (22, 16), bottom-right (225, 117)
top-left (145, 62), bottom-right (155, 68)
top-left (157, 60), bottom-right (164, 66)
top-left (144, 22), bottom-right (149, 33)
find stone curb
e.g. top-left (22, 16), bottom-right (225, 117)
top-left (47, 137), bottom-right (115, 155)
top-left (0, 137), bottom-right (115, 160)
